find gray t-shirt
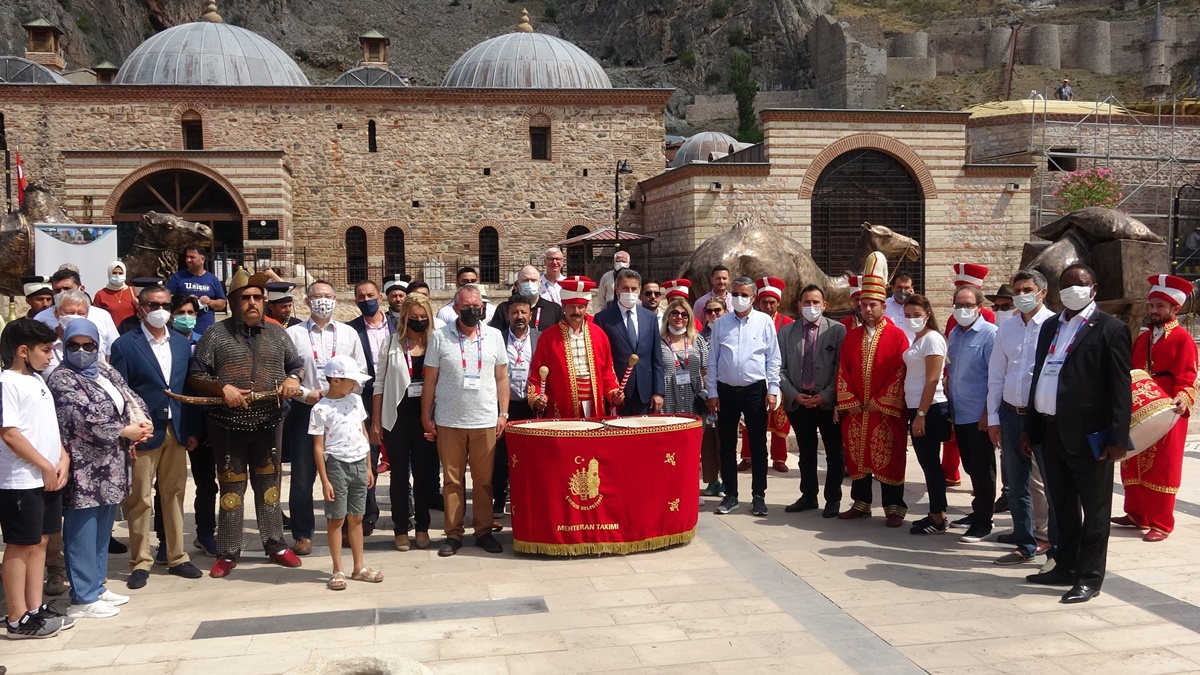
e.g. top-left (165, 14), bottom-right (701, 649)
top-left (426, 323), bottom-right (506, 429)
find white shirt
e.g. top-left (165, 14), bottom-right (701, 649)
top-left (0, 370), bottom-right (62, 490)
top-left (568, 326), bottom-right (591, 378)
top-left (141, 323), bottom-right (174, 417)
top-left (287, 319), bottom-right (368, 397)
top-left (987, 305), bottom-right (1056, 425)
top-left (35, 305), bottom-right (119, 356)
top-left (903, 331), bottom-right (948, 409)
top-left (597, 269), bottom-right (618, 310)
top-left (307, 393), bottom-right (370, 463)
top-left (426, 323), bottom-right (507, 429)
top-left (506, 329), bottom-right (534, 400)
top-left (540, 275), bottom-right (562, 305)
top-left (1032, 303), bottom-right (1095, 417)
top-left (885, 297), bottom-right (915, 343)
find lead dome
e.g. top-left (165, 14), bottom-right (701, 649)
top-left (669, 132), bottom-right (738, 168)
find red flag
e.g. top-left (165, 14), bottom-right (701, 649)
top-left (15, 150), bottom-right (27, 208)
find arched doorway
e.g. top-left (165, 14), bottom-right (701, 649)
top-left (565, 225), bottom-right (589, 277)
top-left (810, 149), bottom-right (925, 291)
top-left (112, 168), bottom-right (243, 259)
top-left (478, 226), bottom-right (500, 284)
top-left (346, 227), bottom-right (368, 285)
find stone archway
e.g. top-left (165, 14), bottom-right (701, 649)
top-left (110, 165), bottom-right (245, 257)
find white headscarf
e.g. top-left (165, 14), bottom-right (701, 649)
top-left (106, 260), bottom-right (127, 291)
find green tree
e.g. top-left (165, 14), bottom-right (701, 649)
top-left (729, 49), bottom-right (761, 143)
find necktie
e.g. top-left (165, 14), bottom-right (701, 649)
top-left (626, 309), bottom-right (638, 346)
top-left (801, 322), bottom-right (817, 390)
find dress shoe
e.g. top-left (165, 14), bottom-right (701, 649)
top-left (281, 512), bottom-right (291, 528)
top-left (414, 532), bottom-right (431, 549)
top-left (476, 533), bottom-right (503, 554)
top-left (1143, 529), bottom-right (1169, 543)
top-left (822, 503), bottom-right (840, 519)
top-left (993, 494), bottom-right (1009, 513)
top-left (945, 479), bottom-right (961, 487)
top-left (885, 514), bottom-right (904, 528)
top-left (1061, 584), bottom-right (1101, 604)
top-left (491, 520), bottom-right (504, 532)
top-left (1035, 539), bottom-right (1051, 555)
top-left (1025, 569), bottom-right (1074, 586)
top-left (772, 461), bottom-right (789, 473)
top-left (784, 498), bottom-right (819, 513)
top-left (291, 538), bottom-right (313, 556)
top-left (838, 507), bottom-right (871, 520)
top-left (1110, 515), bottom-right (1145, 529)
top-left (394, 534), bottom-right (411, 552)
top-left (168, 561), bottom-right (204, 579)
top-left (209, 557), bottom-right (237, 578)
top-left (126, 569), bottom-right (150, 590)
top-left (44, 568), bottom-right (69, 596)
top-left (996, 533), bottom-right (1015, 545)
top-left (108, 537), bottom-right (128, 555)
top-left (438, 538), bottom-right (462, 557)
top-left (737, 459), bottom-right (751, 472)
top-left (269, 548), bottom-right (303, 568)
top-left (362, 520), bottom-right (376, 537)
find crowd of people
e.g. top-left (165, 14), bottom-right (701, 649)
top-left (0, 242), bottom-right (1195, 642)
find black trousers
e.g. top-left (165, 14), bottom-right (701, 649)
top-left (717, 380), bottom-right (768, 499)
top-left (383, 404), bottom-right (440, 534)
top-left (493, 399), bottom-right (534, 512)
top-left (954, 422), bottom-right (997, 525)
top-left (284, 401), bottom-right (317, 540)
top-left (1042, 420), bottom-right (1113, 587)
top-left (909, 403), bottom-right (951, 514)
top-left (850, 476), bottom-right (907, 512)
top-left (363, 443), bottom-right (381, 528)
top-left (786, 406), bottom-right (843, 505)
top-left (619, 377), bottom-right (651, 416)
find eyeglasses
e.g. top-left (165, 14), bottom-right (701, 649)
top-left (141, 302), bottom-right (170, 311)
top-left (643, 290), bottom-right (662, 297)
top-left (545, 257), bottom-right (564, 263)
top-left (668, 311), bottom-right (689, 318)
top-left (731, 292), bottom-right (752, 299)
top-left (704, 308), bottom-right (723, 315)
top-left (952, 303), bottom-right (979, 310)
top-left (65, 342), bottom-right (98, 353)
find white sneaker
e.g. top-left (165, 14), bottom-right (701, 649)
top-left (98, 590), bottom-right (130, 606)
top-left (67, 601), bottom-right (119, 619)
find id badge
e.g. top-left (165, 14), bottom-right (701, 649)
top-left (463, 374), bottom-right (481, 390)
top-left (1042, 360), bottom-right (1064, 378)
top-left (675, 371), bottom-right (692, 385)
top-left (406, 382), bottom-right (424, 397)
top-left (510, 364), bottom-right (530, 380)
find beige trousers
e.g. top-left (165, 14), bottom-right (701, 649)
top-left (125, 426), bottom-right (190, 571)
top-left (437, 426), bottom-right (496, 540)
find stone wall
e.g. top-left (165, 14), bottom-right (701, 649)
top-left (809, 16), bottom-right (886, 110)
top-left (684, 91), bottom-right (819, 125)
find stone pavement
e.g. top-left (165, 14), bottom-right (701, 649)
top-left (4, 431), bottom-right (1200, 675)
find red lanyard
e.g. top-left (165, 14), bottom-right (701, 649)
top-left (404, 338), bottom-right (415, 377)
top-left (668, 337), bottom-right (691, 368)
top-left (308, 321), bottom-right (336, 363)
top-left (510, 333), bottom-right (528, 364)
top-left (534, 306), bottom-right (542, 327)
top-left (457, 330), bottom-right (483, 374)
top-left (1047, 306), bottom-right (1093, 358)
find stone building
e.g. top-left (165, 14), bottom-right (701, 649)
top-left (0, 5), bottom-right (669, 288)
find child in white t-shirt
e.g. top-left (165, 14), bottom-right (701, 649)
top-left (0, 319), bottom-right (70, 638)
top-left (309, 355), bottom-right (382, 590)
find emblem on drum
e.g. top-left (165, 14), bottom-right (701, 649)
top-left (567, 458), bottom-right (603, 510)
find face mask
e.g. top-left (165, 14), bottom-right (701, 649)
top-left (310, 297), bottom-right (336, 319)
top-left (357, 298), bottom-right (379, 316)
top-left (893, 290), bottom-right (910, 303)
top-left (519, 281), bottom-right (539, 296)
top-left (617, 292), bottom-right (639, 310)
top-left (669, 324), bottom-right (687, 335)
top-left (458, 307), bottom-right (483, 327)
top-left (730, 295), bottom-right (753, 313)
top-left (953, 307), bottom-right (978, 326)
top-left (1060, 285), bottom-right (1094, 311)
top-left (905, 316), bottom-right (927, 332)
top-left (172, 315), bottom-right (197, 333)
top-left (406, 318), bottom-right (429, 334)
top-left (1013, 292), bottom-right (1041, 314)
top-left (614, 261), bottom-right (629, 271)
top-left (58, 314), bottom-right (79, 330)
top-left (65, 349), bottom-right (98, 371)
top-left (801, 306), bottom-right (823, 322)
top-left (994, 309), bottom-right (1016, 323)
top-left (108, 274), bottom-right (126, 289)
top-left (145, 308), bottom-right (171, 329)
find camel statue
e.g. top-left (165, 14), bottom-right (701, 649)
top-left (677, 218), bottom-right (921, 314)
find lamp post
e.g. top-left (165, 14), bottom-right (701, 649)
top-left (614, 159), bottom-right (632, 250)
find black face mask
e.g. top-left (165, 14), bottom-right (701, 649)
top-left (458, 307), bottom-right (483, 327)
top-left (357, 298), bottom-right (379, 316)
top-left (406, 319), bottom-right (429, 334)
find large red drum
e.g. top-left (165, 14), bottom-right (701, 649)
top-left (1128, 368), bottom-right (1179, 459)
top-left (505, 415), bottom-right (703, 556)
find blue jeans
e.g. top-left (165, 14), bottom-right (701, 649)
top-left (63, 504), bottom-right (117, 606)
top-left (1000, 407), bottom-right (1036, 557)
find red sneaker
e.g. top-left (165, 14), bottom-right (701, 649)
top-left (209, 557), bottom-right (237, 578)
top-left (269, 548), bottom-right (303, 568)
top-left (772, 461), bottom-right (789, 473)
top-left (885, 514), bottom-right (904, 528)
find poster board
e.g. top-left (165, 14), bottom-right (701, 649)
top-left (34, 223), bottom-right (118, 295)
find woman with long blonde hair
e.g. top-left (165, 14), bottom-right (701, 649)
top-left (658, 297), bottom-right (713, 501)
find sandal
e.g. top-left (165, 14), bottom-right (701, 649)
top-left (351, 566), bottom-right (383, 583)
top-left (327, 572), bottom-right (347, 591)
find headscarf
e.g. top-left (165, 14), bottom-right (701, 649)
top-left (106, 260), bottom-right (127, 291)
top-left (61, 318), bottom-right (101, 379)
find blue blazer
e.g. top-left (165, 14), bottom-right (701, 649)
top-left (595, 304), bottom-right (665, 403)
top-left (347, 313), bottom-right (397, 413)
top-left (110, 326), bottom-right (191, 450)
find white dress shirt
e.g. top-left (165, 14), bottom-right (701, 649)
top-left (286, 319), bottom-right (368, 398)
top-left (705, 309), bottom-right (782, 398)
top-left (986, 305), bottom-right (1055, 425)
top-left (1032, 302), bottom-right (1095, 417)
top-left (540, 275), bottom-right (562, 305)
top-left (140, 323), bottom-right (174, 418)
top-left (506, 329), bottom-right (533, 400)
top-left (885, 297), bottom-right (915, 343)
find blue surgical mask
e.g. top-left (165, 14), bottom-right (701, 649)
top-left (519, 281), bottom-right (539, 296)
top-left (357, 298), bottom-right (379, 316)
top-left (65, 349), bottom-right (99, 371)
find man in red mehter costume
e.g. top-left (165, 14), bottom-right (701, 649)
top-left (527, 277), bottom-right (622, 419)
top-left (836, 253), bottom-right (910, 526)
top-left (1113, 274), bottom-right (1198, 542)
top-left (942, 263), bottom-right (997, 489)
top-left (739, 277), bottom-right (793, 473)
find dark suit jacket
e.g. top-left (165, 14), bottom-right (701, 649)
top-left (1025, 308), bottom-right (1131, 454)
top-left (110, 325), bottom-right (191, 450)
top-left (594, 304), bottom-right (665, 403)
top-left (779, 316), bottom-right (846, 411)
top-left (490, 297), bottom-right (564, 334)
top-left (347, 312), bottom-right (398, 415)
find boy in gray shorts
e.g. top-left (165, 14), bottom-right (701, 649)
top-left (309, 356), bottom-right (383, 590)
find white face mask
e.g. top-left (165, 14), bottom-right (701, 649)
top-left (730, 295), bottom-right (753, 313)
top-left (905, 316), bottom-right (927, 332)
top-left (953, 307), bottom-right (978, 326)
top-left (310, 297), bottom-right (336, 319)
top-left (519, 281), bottom-right (539, 296)
top-left (614, 261), bottom-right (629, 271)
top-left (994, 309), bottom-right (1016, 323)
top-left (617, 292), bottom-right (639, 310)
top-left (801, 306), bottom-right (823, 322)
top-left (108, 274), bottom-right (126, 289)
top-left (145, 308), bottom-right (171, 329)
top-left (58, 314), bottom-right (80, 330)
top-left (1013, 292), bottom-right (1041, 314)
top-left (1060, 285), bottom-right (1094, 311)
top-left (668, 324), bottom-right (687, 335)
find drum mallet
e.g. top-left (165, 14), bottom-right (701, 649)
top-left (537, 366), bottom-right (549, 419)
top-left (614, 354), bottom-right (639, 415)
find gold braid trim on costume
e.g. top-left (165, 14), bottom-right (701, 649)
top-left (1122, 478), bottom-right (1180, 494)
top-left (513, 528), bottom-right (695, 556)
top-left (1180, 385), bottom-right (1198, 411)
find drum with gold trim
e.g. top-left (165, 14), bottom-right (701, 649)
top-left (515, 420), bottom-right (605, 432)
top-left (1128, 368), bottom-right (1179, 458)
top-left (603, 415), bottom-right (696, 429)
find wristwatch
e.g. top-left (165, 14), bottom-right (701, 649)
top-left (286, 373), bottom-right (301, 381)
top-left (916, 410), bottom-right (927, 417)
top-left (498, 412), bottom-right (510, 419)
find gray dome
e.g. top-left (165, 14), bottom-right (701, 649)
top-left (115, 21), bottom-right (309, 86)
top-left (669, 131), bottom-right (738, 168)
top-left (330, 66), bottom-right (408, 87)
top-left (0, 56), bottom-right (69, 84)
top-left (442, 32), bottom-right (611, 89)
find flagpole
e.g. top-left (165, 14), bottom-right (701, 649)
top-left (1, 113), bottom-right (10, 213)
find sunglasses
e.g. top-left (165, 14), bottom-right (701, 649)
top-left (65, 342), bottom-right (99, 353)
top-left (141, 302), bottom-right (171, 311)
top-left (643, 291), bottom-right (662, 297)
top-left (704, 308), bottom-right (723, 315)
top-left (668, 311), bottom-right (689, 318)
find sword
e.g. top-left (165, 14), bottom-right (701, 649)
top-left (164, 389), bottom-right (281, 406)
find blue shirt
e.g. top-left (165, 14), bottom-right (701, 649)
top-left (946, 316), bottom-right (997, 425)
top-left (705, 309), bottom-right (781, 399)
top-left (167, 270), bottom-right (227, 336)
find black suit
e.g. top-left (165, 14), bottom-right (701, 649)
top-left (348, 312), bottom-right (398, 529)
top-left (490, 297), bottom-right (563, 333)
top-left (1025, 306), bottom-right (1131, 588)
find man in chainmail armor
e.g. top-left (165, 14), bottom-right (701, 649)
top-left (187, 269), bottom-right (305, 578)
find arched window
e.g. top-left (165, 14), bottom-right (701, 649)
top-left (181, 110), bottom-right (203, 150)
top-left (478, 226), bottom-right (500, 284)
top-left (368, 120), bottom-right (377, 153)
top-left (345, 226), bottom-right (368, 285)
top-left (565, 225), bottom-right (589, 276)
top-left (528, 112), bottom-right (551, 160)
top-left (384, 227), bottom-right (405, 277)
